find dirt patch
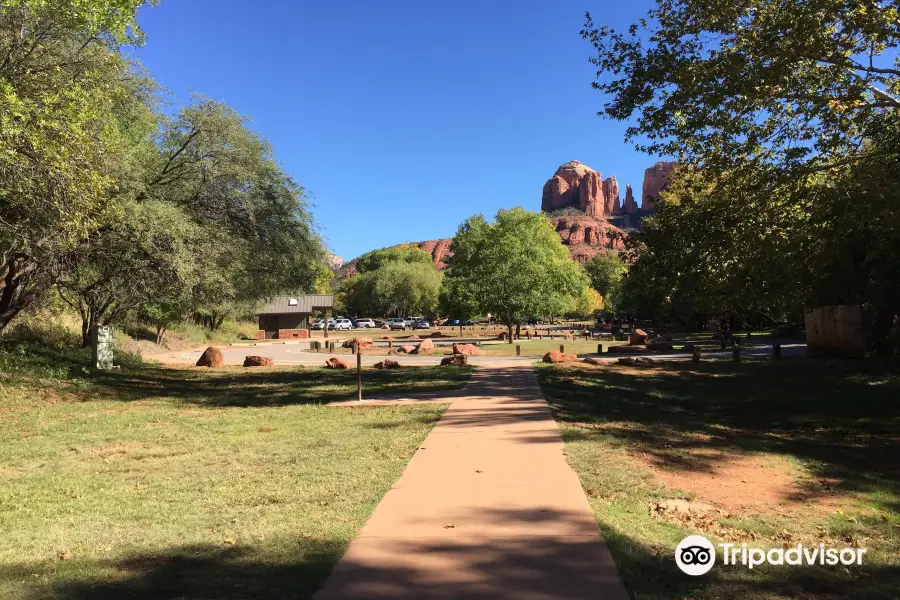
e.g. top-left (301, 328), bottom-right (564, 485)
top-left (628, 448), bottom-right (849, 515)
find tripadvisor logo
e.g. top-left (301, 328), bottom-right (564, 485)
top-left (676, 535), bottom-right (716, 576)
top-left (675, 535), bottom-right (868, 576)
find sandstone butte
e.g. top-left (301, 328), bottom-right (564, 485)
top-left (338, 159), bottom-right (677, 273)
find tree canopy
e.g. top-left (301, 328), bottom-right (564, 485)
top-left (584, 0), bottom-right (900, 351)
top-left (582, 0), bottom-right (900, 175)
top-left (0, 0), bottom-right (325, 343)
top-left (339, 246), bottom-right (442, 317)
top-left (442, 207), bottom-right (588, 342)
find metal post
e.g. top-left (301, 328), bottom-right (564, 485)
top-left (356, 347), bottom-right (362, 402)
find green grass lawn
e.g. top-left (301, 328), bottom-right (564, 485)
top-left (0, 341), bottom-right (473, 599)
top-left (535, 359), bottom-right (900, 599)
top-left (479, 339), bottom-right (629, 357)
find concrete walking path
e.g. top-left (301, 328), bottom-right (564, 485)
top-left (314, 362), bottom-right (630, 599)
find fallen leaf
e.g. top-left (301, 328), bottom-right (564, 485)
top-left (59, 552), bottom-right (73, 561)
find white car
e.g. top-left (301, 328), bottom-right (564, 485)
top-left (333, 318), bottom-right (353, 331)
top-left (355, 318), bottom-right (375, 328)
top-left (310, 318), bottom-right (325, 330)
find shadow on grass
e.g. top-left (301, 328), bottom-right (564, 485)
top-left (4, 507), bottom-right (898, 600)
top-left (0, 340), bottom-right (475, 407)
top-left (92, 365), bottom-right (475, 407)
top-left (536, 359), bottom-right (900, 513)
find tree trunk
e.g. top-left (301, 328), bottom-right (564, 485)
top-left (156, 324), bottom-right (167, 346)
top-left (872, 308), bottom-right (896, 357)
top-left (459, 324), bottom-right (463, 337)
top-left (507, 322), bottom-right (514, 344)
top-left (515, 323), bottom-right (521, 338)
top-left (0, 255), bottom-right (49, 333)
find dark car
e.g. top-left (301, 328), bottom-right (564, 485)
top-left (444, 319), bottom-right (461, 326)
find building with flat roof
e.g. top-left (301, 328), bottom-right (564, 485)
top-left (256, 294), bottom-right (334, 340)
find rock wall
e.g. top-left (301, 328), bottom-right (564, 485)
top-left (541, 160), bottom-right (607, 218)
top-left (603, 176), bottom-right (620, 215)
top-left (641, 161), bottom-right (677, 210)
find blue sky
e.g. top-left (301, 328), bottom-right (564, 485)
top-left (132, 0), bottom-right (660, 260)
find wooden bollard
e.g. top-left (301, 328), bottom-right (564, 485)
top-left (351, 342), bottom-right (358, 355)
top-left (732, 346), bottom-right (740, 363)
top-left (692, 347), bottom-right (701, 363)
top-left (597, 343), bottom-right (603, 354)
top-left (720, 339), bottom-right (727, 351)
top-left (516, 344), bottom-right (521, 356)
top-left (388, 339), bottom-right (393, 350)
top-left (773, 343), bottom-right (781, 360)
top-left (559, 344), bottom-right (564, 353)
top-left (356, 348), bottom-right (362, 402)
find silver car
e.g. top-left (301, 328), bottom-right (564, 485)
top-left (388, 318), bottom-right (407, 330)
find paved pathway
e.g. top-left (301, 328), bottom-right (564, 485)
top-left (314, 363), bottom-right (630, 599)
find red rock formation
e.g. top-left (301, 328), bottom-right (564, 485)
top-left (541, 161), bottom-right (605, 217)
top-left (622, 184), bottom-right (638, 214)
top-left (541, 175), bottom-right (571, 211)
top-left (550, 214), bottom-right (626, 263)
top-left (641, 161), bottom-right (677, 211)
top-left (603, 176), bottom-right (620, 215)
top-left (577, 170), bottom-right (604, 217)
top-left (415, 239), bottom-right (453, 268)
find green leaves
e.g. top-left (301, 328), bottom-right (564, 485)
top-left (340, 249), bottom-right (442, 317)
top-left (583, 0), bottom-right (900, 174)
top-left (442, 208), bottom-right (589, 325)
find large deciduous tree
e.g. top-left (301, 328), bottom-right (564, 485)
top-left (583, 0), bottom-right (900, 350)
top-left (0, 0), bottom-right (151, 330)
top-left (442, 208), bottom-right (588, 343)
top-left (340, 247), bottom-right (442, 317)
top-left (582, 0), bottom-right (900, 175)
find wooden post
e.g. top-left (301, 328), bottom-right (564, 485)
top-left (597, 343), bottom-right (603, 355)
top-left (732, 346), bottom-right (740, 363)
top-left (388, 339), bottom-right (393, 350)
top-left (516, 344), bottom-right (521, 356)
top-left (351, 342), bottom-right (358, 355)
top-left (692, 347), bottom-right (701, 363)
top-left (356, 347), bottom-right (362, 402)
top-left (559, 344), bottom-right (564, 353)
top-left (773, 343), bottom-right (781, 360)
top-left (720, 338), bottom-right (727, 351)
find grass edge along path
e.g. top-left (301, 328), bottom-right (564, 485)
top-left (534, 360), bottom-right (900, 600)
top-left (0, 344), bottom-right (473, 599)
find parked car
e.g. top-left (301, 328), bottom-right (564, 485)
top-left (388, 318), bottom-right (407, 330)
top-left (310, 319), bottom-right (325, 330)
top-left (411, 319), bottom-right (431, 329)
top-left (333, 318), bottom-right (353, 330)
top-left (444, 319), bottom-right (460, 326)
top-left (355, 318), bottom-right (376, 328)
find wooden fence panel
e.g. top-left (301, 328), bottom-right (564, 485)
top-left (804, 305), bottom-right (866, 358)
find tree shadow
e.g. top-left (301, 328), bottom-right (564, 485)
top-left (82, 365), bottom-right (476, 407)
top-left (6, 506), bottom-right (897, 599)
top-left (537, 359), bottom-right (900, 513)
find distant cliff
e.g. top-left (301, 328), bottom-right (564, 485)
top-left (340, 159), bottom-right (675, 274)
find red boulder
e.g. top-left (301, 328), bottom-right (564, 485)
top-left (196, 346), bottom-right (224, 368)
